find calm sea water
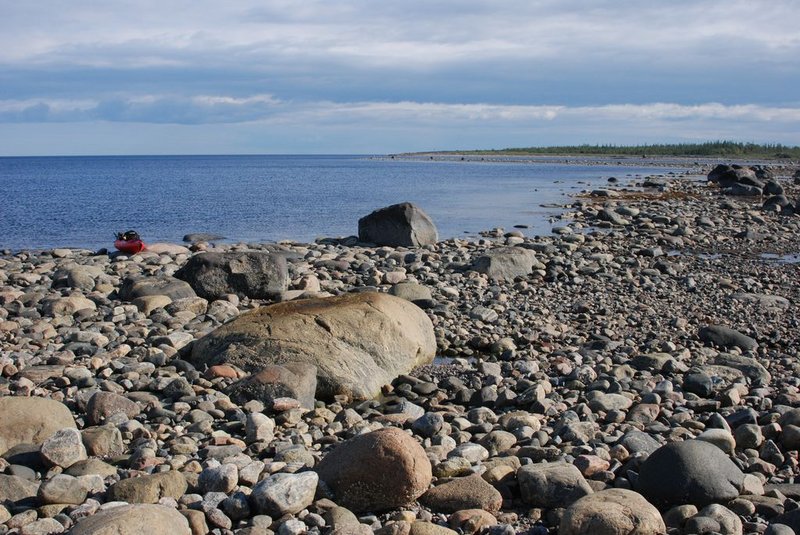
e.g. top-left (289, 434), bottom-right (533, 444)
top-left (0, 155), bottom-right (672, 251)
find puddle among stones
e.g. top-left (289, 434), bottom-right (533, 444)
top-left (760, 253), bottom-right (800, 264)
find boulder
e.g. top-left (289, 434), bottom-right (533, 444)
top-left (119, 276), bottom-right (196, 301)
top-left (559, 489), bottom-right (666, 535)
top-left (419, 474), bottom-right (502, 513)
top-left (707, 165), bottom-right (758, 187)
top-left (192, 292), bottom-right (436, 400)
top-left (637, 440), bottom-right (744, 507)
top-left (315, 427), bottom-right (432, 512)
top-left (358, 202), bottom-right (438, 247)
top-left (388, 282), bottom-right (434, 308)
top-left (251, 471), bottom-right (318, 517)
top-left (85, 391), bottom-right (142, 426)
top-left (517, 463), bottom-right (593, 508)
top-left (0, 397), bottom-right (76, 456)
top-left (699, 325), bottom-right (758, 351)
top-left (174, 251), bottom-right (288, 301)
top-left (226, 363), bottom-right (317, 409)
top-left (107, 471), bottom-right (187, 504)
top-left (145, 243), bottom-right (191, 255)
top-left (0, 474), bottom-right (39, 506)
top-left (71, 504), bottom-right (192, 535)
top-left (470, 247), bottom-right (541, 281)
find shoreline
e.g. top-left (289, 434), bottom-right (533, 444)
top-left (1, 162), bottom-right (800, 533)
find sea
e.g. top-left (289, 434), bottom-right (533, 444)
top-left (0, 155), bottom-right (676, 251)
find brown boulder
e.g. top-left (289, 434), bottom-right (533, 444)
top-left (71, 504), bottom-right (191, 535)
top-left (0, 397), bottom-right (76, 456)
top-left (192, 292), bottom-right (436, 400)
top-left (316, 427), bottom-right (432, 512)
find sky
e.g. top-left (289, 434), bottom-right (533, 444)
top-left (1, 0), bottom-right (798, 155)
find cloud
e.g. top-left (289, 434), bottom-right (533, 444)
top-left (1, 95), bottom-right (798, 127)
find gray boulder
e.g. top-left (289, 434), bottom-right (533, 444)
top-left (724, 183), bottom-right (763, 196)
top-left (358, 202), bottom-right (438, 247)
top-left (560, 489), bottom-right (666, 535)
top-left (251, 472), bottom-right (318, 517)
top-left (637, 440), bottom-right (745, 507)
top-left (192, 292), bottom-right (436, 400)
top-left (517, 463), bottom-right (593, 508)
top-left (699, 325), bottom-right (758, 351)
top-left (471, 247), bottom-right (541, 281)
top-left (175, 251), bottom-right (288, 301)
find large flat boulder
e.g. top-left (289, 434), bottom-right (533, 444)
top-left (175, 251), bottom-right (288, 301)
top-left (192, 292), bottom-right (436, 400)
top-left (0, 397), bottom-right (76, 456)
top-left (71, 504), bottom-right (191, 535)
top-left (358, 202), bottom-right (438, 247)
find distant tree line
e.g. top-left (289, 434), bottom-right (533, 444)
top-left (453, 141), bottom-right (800, 158)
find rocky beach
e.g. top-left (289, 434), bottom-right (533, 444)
top-left (1, 161), bottom-right (800, 535)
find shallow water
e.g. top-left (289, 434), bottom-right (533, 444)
top-left (0, 155), bottom-right (673, 251)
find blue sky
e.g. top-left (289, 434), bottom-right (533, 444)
top-left (1, 0), bottom-right (798, 155)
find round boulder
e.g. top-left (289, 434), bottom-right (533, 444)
top-left (192, 292), bottom-right (436, 400)
top-left (637, 440), bottom-right (744, 507)
top-left (560, 489), bottom-right (666, 535)
top-left (0, 397), bottom-right (76, 456)
top-left (315, 427), bottom-right (432, 512)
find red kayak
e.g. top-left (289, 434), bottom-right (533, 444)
top-left (114, 238), bottom-right (146, 254)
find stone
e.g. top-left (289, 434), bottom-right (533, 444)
top-left (175, 251), bottom-right (288, 301)
top-left (0, 397), bottom-right (76, 455)
top-left (198, 463), bottom-right (239, 494)
top-left (119, 276), bottom-right (196, 301)
top-left (697, 427), bottom-right (736, 454)
top-left (518, 463), bottom-right (593, 508)
top-left (41, 294), bottom-right (97, 316)
top-left (38, 474), bottom-right (88, 505)
top-left (66, 458), bottom-right (118, 478)
top-left (70, 504), bottom-right (192, 535)
top-left (699, 325), bottom-right (758, 351)
top-left (559, 489), bottom-right (666, 535)
top-left (696, 503), bottom-right (743, 535)
top-left (419, 474), bottom-right (502, 514)
top-left (0, 474), bottom-right (39, 505)
top-left (145, 243), bottom-right (190, 255)
top-left (108, 471), bottom-right (188, 504)
top-left (227, 363), bottom-right (317, 409)
top-left (409, 522), bottom-right (458, 535)
top-left (471, 247), bottom-right (540, 281)
top-left (448, 509), bottom-right (497, 534)
top-left (85, 391), bottom-right (141, 426)
top-left (192, 292), bottom-right (436, 400)
top-left (637, 439), bottom-right (745, 507)
top-left (388, 282), bottom-right (434, 307)
top-left (132, 294), bottom-right (172, 315)
top-left (358, 202), bottom-right (438, 247)
top-left (40, 427), bottom-right (87, 468)
top-left (251, 471), bottom-right (318, 517)
top-left (315, 427), bottom-right (432, 513)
